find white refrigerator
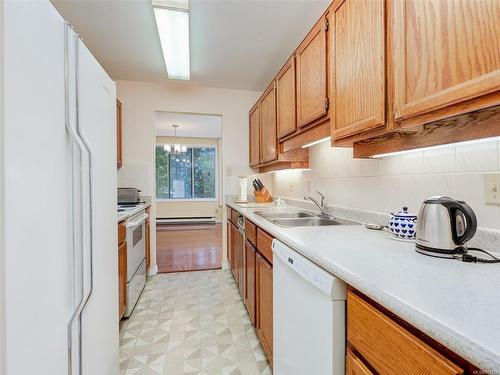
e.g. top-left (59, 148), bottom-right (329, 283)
top-left (2, 1), bottom-right (119, 374)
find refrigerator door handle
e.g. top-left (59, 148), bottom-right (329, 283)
top-left (65, 24), bottom-right (94, 375)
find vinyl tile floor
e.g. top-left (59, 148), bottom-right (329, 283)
top-left (119, 270), bottom-right (272, 375)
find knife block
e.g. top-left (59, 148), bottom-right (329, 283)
top-left (254, 188), bottom-right (273, 203)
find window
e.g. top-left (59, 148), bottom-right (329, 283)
top-left (156, 145), bottom-right (217, 200)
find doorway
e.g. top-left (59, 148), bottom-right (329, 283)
top-left (154, 111), bottom-right (223, 273)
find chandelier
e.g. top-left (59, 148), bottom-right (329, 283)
top-left (163, 124), bottom-right (187, 153)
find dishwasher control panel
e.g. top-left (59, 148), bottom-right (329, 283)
top-left (272, 239), bottom-right (346, 300)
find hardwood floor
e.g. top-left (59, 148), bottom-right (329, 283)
top-left (156, 223), bottom-right (222, 273)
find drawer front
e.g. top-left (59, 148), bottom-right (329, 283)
top-left (256, 228), bottom-right (273, 264)
top-left (118, 222), bottom-right (126, 245)
top-left (245, 219), bottom-right (257, 246)
top-left (347, 291), bottom-right (463, 375)
top-left (231, 209), bottom-right (239, 224)
top-left (227, 206), bottom-right (233, 222)
top-left (347, 349), bottom-right (373, 375)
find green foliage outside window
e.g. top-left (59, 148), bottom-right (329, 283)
top-left (156, 145), bottom-right (217, 200)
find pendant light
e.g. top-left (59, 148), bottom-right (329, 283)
top-left (163, 124), bottom-right (187, 154)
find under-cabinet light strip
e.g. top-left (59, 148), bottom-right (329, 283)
top-left (301, 137), bottom-right (330, 148)
top-left (371, 136), bottom-right (500, 158)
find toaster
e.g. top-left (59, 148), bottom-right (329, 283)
top-left (117, 187), bottom-right (141, 204)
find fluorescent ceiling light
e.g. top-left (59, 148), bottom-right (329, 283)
top-left (153, 0), bottom-right (190, 80)
top-left (301, 137), bottom-right (330, 148)
top-left (372, 136), bottom-right (500, 158)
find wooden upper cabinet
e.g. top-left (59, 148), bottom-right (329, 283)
top-left (260, 82), bottom-right (278, 164)
top-left (330, 0), bottom-right (386, 140)
top-left (116, 99), bottom-right (123, 168)
top-left (296, 16), bottom-right (328, 128)
top-left (249, 103), bottom-right (261, 167)
top-left (276, 56), bottom-right (297, 139)
top-left (392, 0), bottom-right (500, 125)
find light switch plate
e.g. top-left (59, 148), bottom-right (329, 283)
top-left (484, 172), bottom-right (500, 204)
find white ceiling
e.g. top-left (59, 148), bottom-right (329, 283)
top-left (155, 112), bottom-right (223, 138)
top-left (51, 0), bottom-right (329, 91)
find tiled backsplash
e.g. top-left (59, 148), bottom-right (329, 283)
top-left (269, 139), bottom-right (500, 230)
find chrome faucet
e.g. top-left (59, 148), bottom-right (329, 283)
top-left (304, 191), bottom-right (331, 218)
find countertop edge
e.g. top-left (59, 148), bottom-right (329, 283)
top-left (226, 201), bottom-right (500, 371)
top-left (117, 203), bottom-right (151, 223)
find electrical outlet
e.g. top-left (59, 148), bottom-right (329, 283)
top-left (288, 180), bottom-right (295, 192)
top-left (484, 172), bottom-right (500, 204)
top-left (225, 167), bottom-right (232, 177)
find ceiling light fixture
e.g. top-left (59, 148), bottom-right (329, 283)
top-left (163, 124), bottom-right (187, 154)
top-left (371, 136), bottom-right (500, 158)
top-left (152, 0), bottom-right (190, 80)
top-left (301, 137), bottom-right (331, 148)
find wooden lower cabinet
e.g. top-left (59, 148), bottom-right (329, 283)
top-left (244, 240), bottom-right (256, 325)
top-left (256, 252), bottom-right (273, 364)
top-left (227, 207), bottom-right (273, 365)
top-left (230, 223), bottom-right (238, 281)
top-left (227, 221), bottom-right (233, 269)
top-left (347, 290), bottom-right (464, 375)
top-left (118, 221), bottom-right (127, 319)
top-left (347, 349), bottom-right (374, 375)
top-left (145, 207), bottom-right (150, 271)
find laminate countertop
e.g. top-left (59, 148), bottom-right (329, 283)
top-left (117, 203), bottom-right (150, 223)
top-left (227, 200), bottom-right (500, 371)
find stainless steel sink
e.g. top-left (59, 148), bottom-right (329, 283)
top-left (270, 216), bottom-right (360, 227)
top-left (255, 211), bottom-right (314, 219)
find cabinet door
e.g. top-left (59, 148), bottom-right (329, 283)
top-left (392, 0), bottom-right (500, 123)
top-left (118, 242), bottom-right (127, 318)
top-left (227, 221), bottom-right (233, 269)
top-left (260, 82), bottom-right (278, 163)
top-left (145, 214), bottom-right (150, 271)
top-left (249, 104), bottom-right (261, 167)
top-left (236, 230), bottom-right (245, 298)
top-left (346, 349), bottom-right (374, 375)
top-left (244, 240), bottom-right (256, 325)
top-left (230, 223), bottom-right (238, 281)
top-left (256, 253), bottom-right (273, 363)
top-left (330, 0), bottom-right (386, 139)
top-left (277, 56), bottom-right (296, 139)
top-left (296, 17), bottom-right (328, 127)
top-left (116, 99), bottom-right (123, 168)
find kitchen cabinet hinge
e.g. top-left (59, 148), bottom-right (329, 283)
top-left (325, 97), bottom-right (330, 111)
top-left (324, 18), bottom-right (329, 31)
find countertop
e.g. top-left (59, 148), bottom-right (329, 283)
top-left (117, 203), bottom-right (150, 223)
top-left (227, 200), bottom-right (500, 371)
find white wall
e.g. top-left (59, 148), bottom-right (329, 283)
top-left (270, 139), bottom-right (500, 230)
top-left (116, 80), bottom-right (261, 270)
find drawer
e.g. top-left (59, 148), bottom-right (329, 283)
top-left (346, 349), bottom-right (373, 375)
top-left (245, 219), bottom-right (257, 246)
top-left (118, 222), bottom-right (126, 245)
top-left (227, 206), bottom-right (233, 222)
top-left (256, 228), bottom-right (273, 264)
top-left (231, 208), bottom-right (239, 224)
top-left (347, 291), bottom-right (463, 375)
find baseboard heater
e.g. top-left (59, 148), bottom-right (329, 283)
top-left (156, 217), bottom-right (216, 224)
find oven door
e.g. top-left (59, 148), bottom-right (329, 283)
top-left (125, 211), bottom-right (148, 282)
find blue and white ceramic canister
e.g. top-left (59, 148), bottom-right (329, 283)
top-left (389, 207), bottom-right (417, 239)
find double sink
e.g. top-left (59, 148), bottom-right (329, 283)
top-left (255, 210), bottom-right (359, 227)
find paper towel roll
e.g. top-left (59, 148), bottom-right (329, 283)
top-left (238, 176), bottom-right (248, 201)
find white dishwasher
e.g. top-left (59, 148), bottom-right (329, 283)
top-left (272, 239), bottom-right (346, 375)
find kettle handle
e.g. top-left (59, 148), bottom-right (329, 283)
top-left (445, 201), bottom-right (477, 244)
